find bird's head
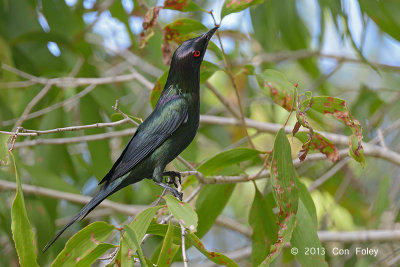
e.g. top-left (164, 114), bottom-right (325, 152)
top-left (166, 26), bottom-right (219, 89)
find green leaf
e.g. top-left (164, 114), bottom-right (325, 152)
top-left (120, 237), bottom-right (129, 267)
top-left (165, 195), bottom-right (198, 232)
top-left (51, 221), bottom-right (115, 267)
top-left (249, 185), bottom-right (277, 265)
top-left (163, 0), bottom-right (204, 12)
top-left (297, 179), bottom-right (317, 227)
top-left (126, 206), bottom-right (161, 244)
top-left (196, 184), bottom-right (235, 238)
top-left (187, 233), bottom-right (239, 266)
top-left (75, 243), bottom-right (117, 267)
top-left (359, 0), bottom-right (400, 42)
top-left (0, 134), bottom-right (9, 166)
top-left (147, 220), bottom-right (183, 244)
top-left (120, 206), bottom-right (160, 265)
top-left (198, 147), bottom-right (260, 176)
top-left (221, 0), bottom-right (264, 19)
top-left (124, 225), bottom-right (149, 267)
top-left (256, 69), bottom-right (296, 111)
top-left (157, 221), bottom-right (180, 266)
top-left (10, 152), bottom-right (39, 267)
top-left (260, 129), bottom-right (298, 265)
top-left (290, 179), bottom-right (327, 265)
top-left (164, 18), bottom-right (207, 44)
top-left (291, 200), bottom-right (328, 266)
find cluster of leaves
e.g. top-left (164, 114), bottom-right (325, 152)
top-left (1, 0), bottom-right (399, 266)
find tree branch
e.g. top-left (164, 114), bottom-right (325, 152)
top-left (0, 179), bottom-right (146, 215)
top-left (251, 50), bottom-right (400, 72)
top-left (0, 63), bottom-right (154, 90)
top-left (8, 114), bottom-right (400, 166)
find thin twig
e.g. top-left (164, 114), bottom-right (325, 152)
top-left (9, 115), bottom-right (400, 166)
top-left (250, 50), bottom-right (400, 72)
top-left (205, 81), bottom-right (240, 118)
top-left (113, 99), bottom-right (141, 126)
top-left (12, 128), bottom-right (136, 147)
top-left (12, 82), bottom-right (52, 131)
top-left (209, 10), bottom-right (255, 149)
top-left (0, 64), bottom-right (153, 89)
top-left (180, 223), bottom-right (188, 267)
top-left (308, 158), bottom-right (350, 192)
top-left (0, 118), bottom-right (130, 136)
top-left (1, 84), bottom-right (97, 126)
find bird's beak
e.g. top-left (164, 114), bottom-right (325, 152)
top-left (203, 26), bottom-right (219, 42)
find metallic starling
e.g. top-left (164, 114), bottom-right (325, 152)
top-left (43, 26), bottom-right (218, 252)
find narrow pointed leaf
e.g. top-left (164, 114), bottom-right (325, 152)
top-left (51, 221), bottom-right (115, 267)
top-left (188, 233), bottom-right (239, 266)
top-left (197, 148), bottom-right (260, 176)
top-left (120, 206), bottom-right (160, 266)
top-left (196, 184), bottom-right (235, 238)
top-left (124, 225), bottom-right (148, 267)
top-left (157, 221), bottom-right (180, 266)
top-left (10, 152), bottom-right (39, 267)
top-left (292, 200), bottom-right (327, 266)
top-left (249, 186), bottom-right (277, 265)
top-left (75, 243), bottom-right (117, 267)
top-left (127, 206), bottom-right (161, 240)
top-left (291, 180), bottom-right (327, 266)
top-left (260, 129), bottom-right (298, 266)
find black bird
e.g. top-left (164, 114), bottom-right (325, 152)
top-left (43, 26), bottom-right (218, 252)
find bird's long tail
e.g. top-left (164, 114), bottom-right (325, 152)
top-left (42, 179), bottom-right (122, 252)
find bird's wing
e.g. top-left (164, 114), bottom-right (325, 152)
top-left (99, 97), bottom-right (188, 184)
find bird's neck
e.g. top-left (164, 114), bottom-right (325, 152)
top-left (164, 63), bottom-right (200, 95)
top-left (156, 68), bottom-right (200, 110)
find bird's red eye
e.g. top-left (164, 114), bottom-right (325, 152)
top-left (193, 50), bottom-right (201, 58)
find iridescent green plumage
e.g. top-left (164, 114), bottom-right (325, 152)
top-left (43, 27), bottom-right (218, 252)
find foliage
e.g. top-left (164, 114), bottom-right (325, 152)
top-left (1, 0), bottom-right (399, 266)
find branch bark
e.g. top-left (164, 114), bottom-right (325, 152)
top-left (0, 179), bottom-right (146, 215)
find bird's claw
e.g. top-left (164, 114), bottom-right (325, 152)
top-left (154, 181), bottom-right (183, 201)
top-left (163, 171), bottom-right (181, 188)
top-left (174, 190), bottom-right (183, 201)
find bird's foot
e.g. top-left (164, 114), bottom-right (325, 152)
top-left (163, 171), bottom-right (181, 188)
top-left (155, 182), bottom-right (183, 201)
